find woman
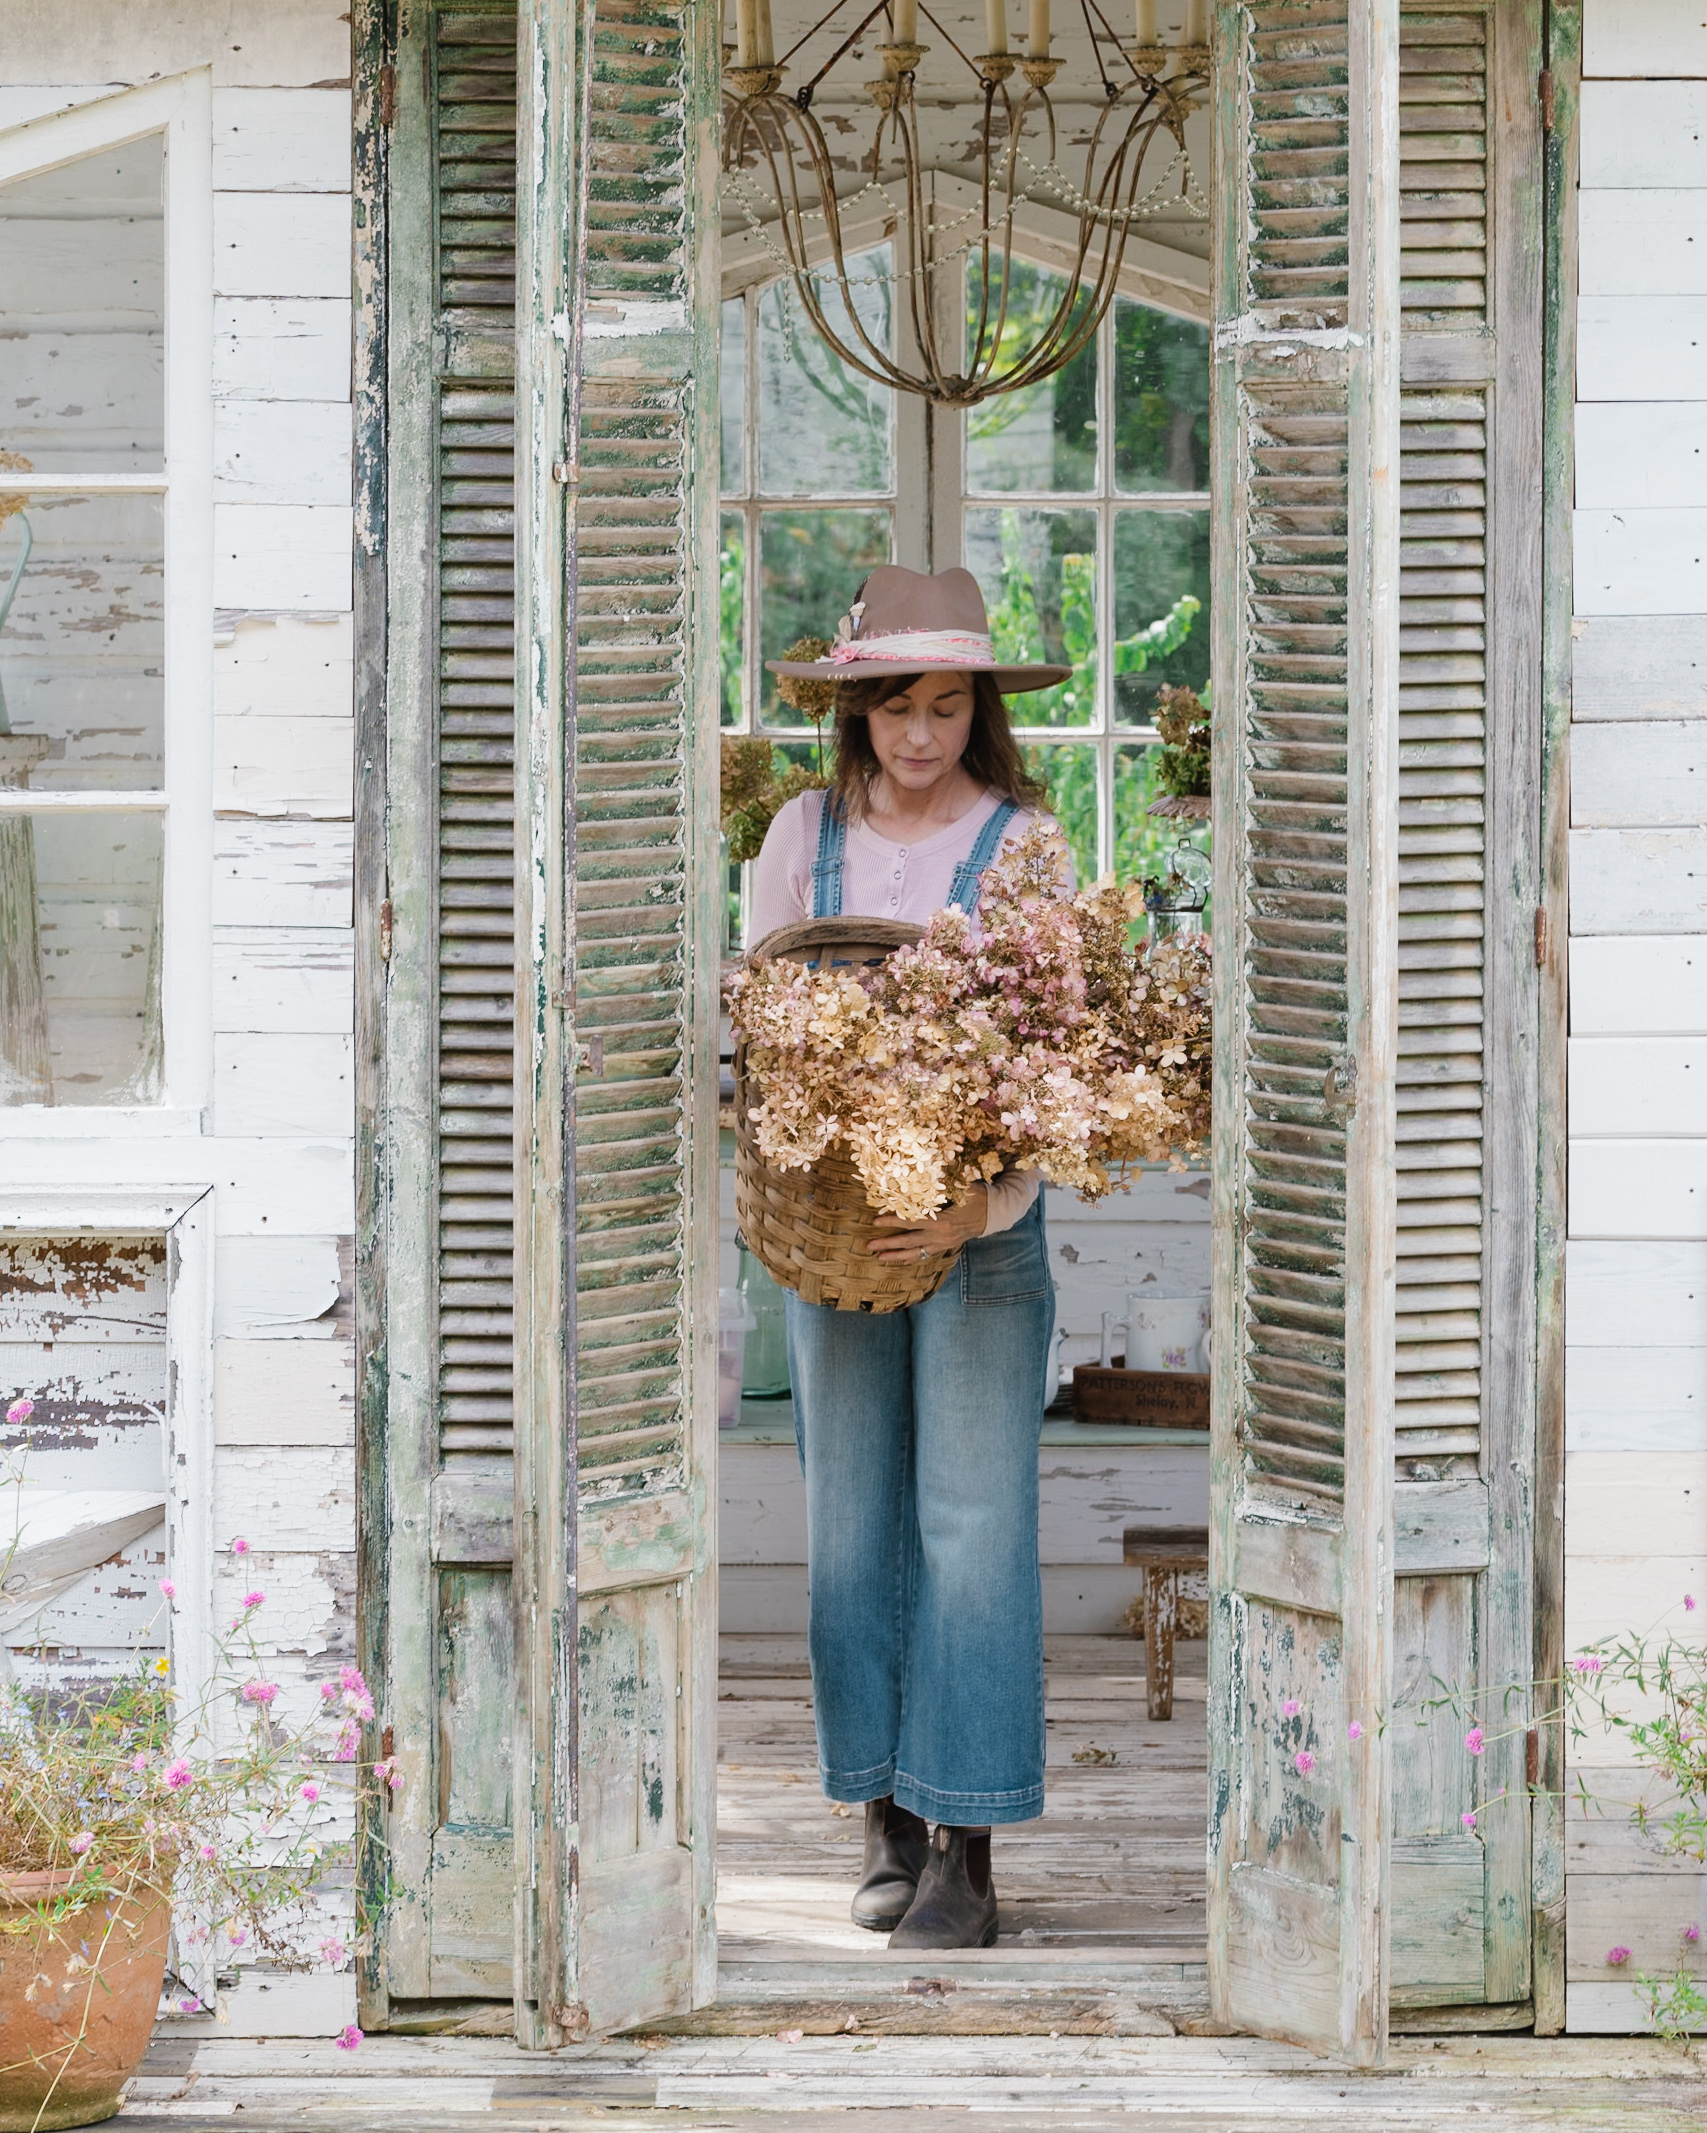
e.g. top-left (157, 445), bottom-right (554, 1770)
top-left (749, 564), bottom-right (1070, 1951)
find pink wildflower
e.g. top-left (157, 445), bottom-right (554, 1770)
top-left (300, 1782), bottom-right (320, 1804)
top-left (158, 1578), bottom-right (176, 1600)
top-left (1688, 1595), bottom-right (1698, 1612)
top-left (200, 1844), bottom-right (217, 1863)
top-left (229, 1928), bottom-right (247, 1948)
top-left (320, 1680), bottom-right (339, 1702)
top-left (242, 1589), bottom-right (265, 1611)
top-left (1347, 1721), bottom-right (1364, 1742)
top-left (231, 1537), bottom-right (249, 1556)
top-left (6, 1396), bottom-right (33, 1425)
top-left (373, 1758), bottom-right (403, 1792)
top-left (1464, 1727), bottom-right (1485, 1756)
top-left (1462, 1810), bottom-right (1478, 1830)
top-left (68, 1832), bottom-right (94, 1856)
top-left (1573, 1656), bottom-right (1604, 1676)
top-left (1684, 1923), bottom-right (1702, 1944)
top-left (131, 1752), bottom-right (149, 1774)
top-left (1294, 1750), bottom-right (1316, 1776)
top-left (179, 1998), bottom-right (201, 2016)
top-left (335, 2025), bottom-right (363, 2052)
top-left (318, 1937), bottom-right (348, 1966)
top-left (335, 1720), bottom-right (360, 1762)
top-left (163, 1759), bottom-right (192, 1791)
top-left (1281, 1699), bottom-right (1301, 1717)
top-left (241, 1679), bottom-right (279, 1707)
top-left (1606, 1946), bottom-right (1631, 1968)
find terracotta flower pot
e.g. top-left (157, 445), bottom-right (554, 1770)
top-left (0, 1866), bottom-right (172, 2131)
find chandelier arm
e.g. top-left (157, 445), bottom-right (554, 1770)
top-left (792, 0), bottom-right (894, 94)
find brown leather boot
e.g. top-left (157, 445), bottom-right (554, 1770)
top-left (850, 1796), bottom-right (930, 1932)
top-left (888, 1824), bottom-right (998, 1949)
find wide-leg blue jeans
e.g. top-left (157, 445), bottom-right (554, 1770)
top-left (783, 1192), bottom-right (1053, 1826)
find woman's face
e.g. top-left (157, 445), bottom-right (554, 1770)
top-left (865, 670), bottom-right (976, 795)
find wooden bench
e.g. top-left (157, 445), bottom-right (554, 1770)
top-left (1122, 1525), bottom-right (1208, 1721)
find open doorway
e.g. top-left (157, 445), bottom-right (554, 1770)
top-left (710, 26), bottom-right (1218, 2008)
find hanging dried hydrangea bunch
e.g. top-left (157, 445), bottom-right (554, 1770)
top-left (1152, 683), bottom-right (1211, 799)
top-left (726, 820), bottom-right (1212, 1223)
top-left (718, 639), bottom-right (837, 865)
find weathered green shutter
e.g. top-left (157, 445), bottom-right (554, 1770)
top-left (1207, 0), bottom-right (1401, 2061)
top-left (1386, 0), bottom-right (1543, 2014)
top-left (382, 0), bottom-right (521, 2007)
top-left (512, 0), bottom-right (719, 2042)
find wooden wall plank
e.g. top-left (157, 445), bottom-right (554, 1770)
top-left (1584, 0), bottom-right (1707, 78)
top-left (213, 192), bottom-right (353, 296)
top-left (213, 822), bottom-right (352, 927)
top-left (0, 3), bottom-right (351, 87)
top-left (1580, 192), bottom-right (1707, 297)
top-left (1573, 615), bottom-right (1707, 719)
top-left (214, 503), bottom-right (355, 610)
top-left (213, 1235), bottom-right (344, 1337)
top-left (1577, 298), bottom-right (1707, 400)
top-left (214, 401), bottom-right (352, 506)
top-left (1580, 82), bottom-right (1707, 184)
top-left (211, 88), bottom-right (352, 192)
top-left (1567, 1872), bottom-right (1707, 1978)
top-left (1568, 1138), bottom-right (1707, 1238)
top-left (1571, 938), bottom-right (1707, 1031)
top-left (1565, 1450), bottom-right (1707, 1554)
top-left (1571, 720), bottom-right (1707, 822)
top-left (212, 1032), bottom-right (354, 1138)
top-left (215, 1337), bottom-right (354, 1444)
top-left (214, 1443), bottom-right (356, 1553)
top-left (216, 615), bottom-right (353, 715)
top-left (214, 298), bottom-right (352, 401)
top-left (1576, 406), bottom-right (1707, 509)
top-left (1566, 1555), bottom-right (1704, 1639)
top-left (1569, 827), bottom-right (1707, 932)
top-left (1567, 1238), bottom-right (1707, 1339)
top-left (1566, 1765), bottom-right (1695, 1870)
top-left (1566, 1345), bottom-right (1706, 1449)
top-left (1574, 507), bottom-right (1707, 614)
top-left (1570, 1035), bottom-right (1707, 1130)
top-left (214, 714), bottom-right (353, 817)
top-left (0, 1142), bottom-right (354, 1235)
top-left (213, 927), bottom-right (354, 1034)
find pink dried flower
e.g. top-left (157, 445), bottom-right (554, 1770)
top-left (1462, 1811), bottom-right (1478, 1830)
top-left (6, 1396), bottom-right (33, 1425)
top-left (179, 1997), bottom-right (201, 2016)
top-left (1684, 1923), bottom-right (1701, 1944)
top-left (158, 1578), bottom-right (176, 1600)
top-left (1464, 1727), bottom-right (1485, 1756)
top-left (1294, 1750), bottom-right (1316, 1776)
top-left (242, 1589), bottom-right (265, 1611)
top-left (300, 1782), bottom-right (320, 1804)
top-left (163, 1759), bottom-right (192, 1791)
top-left (68, 1832), bottom-right (94, 1856)
top-left (1281, 1699), bottom-right (1301, 1717)
top-left (1347, 1721), bottom-right (1363, 1742)
top-left (1606, 1946), bottom-right (1631, 1967)
top-left (230, 1537), bottom-right (249, 1556)
top-left (241, 1679), bottom-right (279, 1707)
top-left (335, 2024), bottom-right (363, 2052)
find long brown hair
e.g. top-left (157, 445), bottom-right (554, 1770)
top-left (828, 670), bottom-right (1048, 821)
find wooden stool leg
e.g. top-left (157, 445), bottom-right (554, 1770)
top-left (1144, 1566), bottom-right (1178, 1721)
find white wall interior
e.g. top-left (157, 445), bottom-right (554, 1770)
top-left (1567, 0), bottom-right (1707, 2036)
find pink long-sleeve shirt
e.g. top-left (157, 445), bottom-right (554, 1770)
top-left (746, 787), bottom-right (1046, 1236)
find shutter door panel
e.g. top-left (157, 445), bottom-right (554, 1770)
top-left (1387, 0), bottom-right (1541, 2012)
top-left (382, 0), bottom-right (520, 2009)
top-left (1208, 0), bottom-right (1400, 2062)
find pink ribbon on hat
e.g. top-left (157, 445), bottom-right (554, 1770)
top-left (827, 628), bottom-right (996, 666)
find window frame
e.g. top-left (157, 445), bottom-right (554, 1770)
top-left (0, 73), bottom-right (214, 1127)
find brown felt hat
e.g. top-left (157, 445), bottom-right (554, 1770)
top-left (766, 564), bottom-right (1071, 694)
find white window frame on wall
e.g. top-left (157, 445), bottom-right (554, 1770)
top-left (719, 244), bottom-right (1210, 882)
top-left (0, 72), bottom-right (214, 1132)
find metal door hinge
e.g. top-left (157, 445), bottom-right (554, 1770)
top-left (379, 899), bottom-right (393, 962)
top-left (378, 62), bottom-right (397, 128)
top-left (1322, 1053), bottom-right (1358, 1121)
top-left (1525, 1726), bottom-right (1541, 1787)
top-left (1534, 906), bottom-right (1549, 969)
top-left (1539, 68), bottom-right (1555, 133)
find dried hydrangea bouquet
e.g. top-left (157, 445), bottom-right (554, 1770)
top-left (726, 820), bottom-right (1212, 1227)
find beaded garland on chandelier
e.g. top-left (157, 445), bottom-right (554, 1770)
top-left (721, 0), bottom-right (1211, 409)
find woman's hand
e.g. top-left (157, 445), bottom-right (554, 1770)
top-left (868, 1187), bottom-right (988, 1262)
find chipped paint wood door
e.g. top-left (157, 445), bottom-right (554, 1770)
top-left (1206, 0), bottom-right (1402, 2063)
top-left (377, 0), bottom-right (524, 2009)
top-left (511, 0), bottom-right (720, 2043)
top-left (1383, 0), bottom-right (1544, 2018)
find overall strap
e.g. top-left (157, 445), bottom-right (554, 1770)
top-left (809, 790), bottom-right (847, 920)
top-left (946, 799), bottom-right (1020, 915)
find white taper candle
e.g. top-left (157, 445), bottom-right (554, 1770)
top-left (1027, 0), bottom-right (1050, 56)
top-left (754, 0), bottom-right (774, 64)
top-left (1135, 0), bottom-right (1157, 42)
top-left (894, 0), bottom-right (918, 44)
top-left (1183, 0), bottom-right (1207, 44)
top-left (736, 0), bottom-right (756, 65)
top-left (986, 0), bottom-right (1008, 52)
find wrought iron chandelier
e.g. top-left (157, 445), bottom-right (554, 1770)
top-left (721, 0), bottom-right (1210, 408)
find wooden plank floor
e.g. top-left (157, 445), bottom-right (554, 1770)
top-left (716, 1632), bottom-right (1208, 1984)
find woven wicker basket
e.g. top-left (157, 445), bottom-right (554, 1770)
top-left (733, 917), bottom-right (961, 1313)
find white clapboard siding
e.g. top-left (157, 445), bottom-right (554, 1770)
top-left (213, 822), bottom-right (353, 927)
top-left (1579, 81), bottom-right (1707, 187)
top-left (215, 714), bottom-right (353, 817)
top-left (211, 88), bottom-right (352, 192)
top-left (1, 1142), bottom-right (353, 1235)
top-left (1580, 191), bottom-right (1707, 297)
top-left (1576, 406), bottom-right (1707, 510)
top-left (214, 1235), bottom-right (344, 1338)
top-left (214, 503), bottom-right (355, 610)
top-left (0, 1490), bottom-right (167, 1630)
top-left (215, 1340), bottom-right (354, 1445)
top-left (0, 7), bottom-right (351, 88)
top-left (1574, 615), bottom-right (1707, 719)
top-left (1570, 1140), bottom-right (1707, 1241)
top-left (1566, 1555), bottom-right (1705, 1650)
top-left (1574, 508), bottom-right (1707, 616)
top-left (1564, 1451), bottom-right (1707, 1557)
top-left (214, 298), bottom-right (352, 401)
top-left (1584, 0), bottom-right (1707, 78)
top-left (214, 401), bottom-right (353, 506)
top-left (214, 1444), bottom-right (356, 1553)
top-left (212, 1033), bottom-right (354, 1139)
top-left (212, 192), bottom-right (353, 297)
top-left (1570, 827), bottom-right (1707, 933)
top-left (216, 615), bottom-right (354, 715)
top-left (1567, 1345), bottom-right (1707, 1450)
top-left (1570, 1036), bottom-right (1707, 1134)
top-left (213, 928), bottom-right (354, 1034)
top-left (1577, 298), bottom-right (1707, 401)
top-left (1567, 1238), bottom-right (1707, 1343)
top-left (1571, 937), bottom-right (1707, 1032)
